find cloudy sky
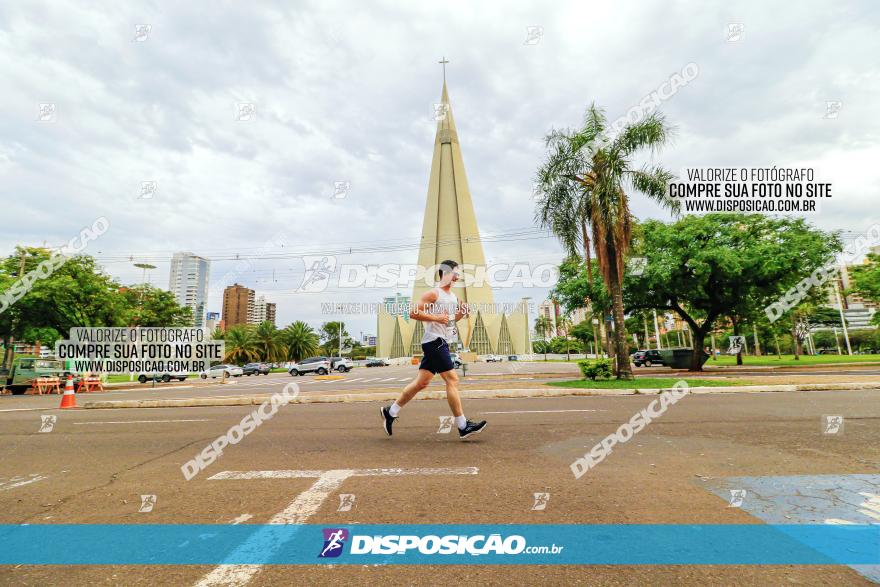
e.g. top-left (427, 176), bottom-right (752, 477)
top-left (2, 0), bottom-right (878, 338)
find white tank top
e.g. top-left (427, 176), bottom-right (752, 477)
top-left (421, 287), bottom-right (459, 344)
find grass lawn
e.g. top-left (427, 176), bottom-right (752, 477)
top-left (538, 354), bottom-right (880, 367)
top-left (548, 377), bottom-right (746, 389)
top-left (705, 354), bottom-right (880, 367)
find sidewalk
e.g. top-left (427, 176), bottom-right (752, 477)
top-left (83, 380), bottom-right (880, 409)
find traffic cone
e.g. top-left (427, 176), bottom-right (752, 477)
top-left (60, 375), bottom-right (77, 409)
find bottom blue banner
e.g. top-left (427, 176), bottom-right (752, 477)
top-left (0, 524), bottom-right (878, 565)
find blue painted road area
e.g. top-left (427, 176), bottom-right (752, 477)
top-left (703, 474), bottom-right (880, 583)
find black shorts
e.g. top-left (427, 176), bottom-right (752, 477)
top-left (418, 338), bottom-right (454, 374)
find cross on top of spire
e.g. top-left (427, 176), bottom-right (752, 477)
top-left (438, 56), bottom-right (449, 82)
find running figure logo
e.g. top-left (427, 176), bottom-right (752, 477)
top-left (728, 489), bottom-right (746, 508)
top-left (38, 415), bottom-right (57, 433)
top-left (337, 494), bottom-right (356, 512)
top-left (298, 255), bottom-right (336, 293)
top-left (823, 415), bottom-right (844, 435)
top-left (531, 492), bottom-right (550, 511)
top-left (318, 528), bottom-right (349, 558)
top-left (727, 336), bottom-right (746, 355)
top-left (139, 494), bottom-right (157, 513)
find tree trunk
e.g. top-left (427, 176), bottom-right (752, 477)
top-left (732, 317), bottom-right (743, 365)
top-left (690, 329), bottom-right (706, 372)
top-left (581, 221), bottom-right (601, 360)
top-left (773, 333), bottom-right (782, 358)
top-left (608, 258), bottom-right (633, 380)
top-left (792, 323), bottom-right (802, 360)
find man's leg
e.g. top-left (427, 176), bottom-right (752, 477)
top-left (438, 369), bottom-right (463, 417)
top-left (380, 369), bottom-right (433, 436)
top-left (439, 369), bottom-right (486, 438)
top-left (395, 369), bottom-right (434, 409)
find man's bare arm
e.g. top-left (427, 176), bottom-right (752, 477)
top-left (409, 290), bottom-right (446, 323)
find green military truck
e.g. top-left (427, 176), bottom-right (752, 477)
top-left (1, 357), bottom-right (77, 395)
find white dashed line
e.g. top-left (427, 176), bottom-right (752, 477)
top-left (0, 474), bottom-right (48, 491)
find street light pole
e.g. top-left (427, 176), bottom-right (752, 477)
top-left (132, 263), bottom-right (157, 383)
top-left (653, 309), bottom-right (663, 350)
top-left (832, 270), bottom-right (853, 355)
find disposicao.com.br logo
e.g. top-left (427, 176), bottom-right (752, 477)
top-left (319, 528), bottom-right (563, 558)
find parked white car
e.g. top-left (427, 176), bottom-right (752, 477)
top-left (137, 370), bottom-right (188, 383)
top-left (484, 354), bottom-right (503, 362)
top-left (200, 364), bottom-right (243, 379)
top-left (288, 357), bottom-right (332, 376)
top-left (330, 357), bottom-right (354, 372)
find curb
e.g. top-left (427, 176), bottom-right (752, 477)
top-left (81, 381), bottom-right (880, 409)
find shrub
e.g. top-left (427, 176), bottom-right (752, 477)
top-left (578, 359), bottom-right (613, 380)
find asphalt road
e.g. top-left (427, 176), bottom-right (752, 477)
top-left (1, 387), bottom-right (879, 585)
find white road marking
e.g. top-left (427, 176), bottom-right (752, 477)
top-left (858, 492), bottom-right (880, 522)
top-left (0, 407), bottom-right (59, 413)
top-left (360, 378), bottom-right (381, 383)
top-left (0, 474), bottom-right (48, 491)
top-left (380, 378), bottom-right (398, 382)
top-left (397, 378), bottom-right (410, 382)
top-left (481, 409), bottom-right (600, 414)
top-left (195, 467), bottom-right (478, 586)
top-left (346, 378), bottom-right (363, 382)
top-left (228, 514), bottom-right (253, 525)
top-left (73, 419), bottom-right (212, 425)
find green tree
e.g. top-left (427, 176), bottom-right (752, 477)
top-left (120, 284), bottom-right (194, 327)
top-left (850, 253), bottom-right (880, 306)
top-left (569, 320), bottom-right (596, 354)
top-left (282, 321), bottom-right (319, 361)
top-left (320, 321), bottom-right (350, 355)
top-left (536, 106), bottom-right (678, 379)
top-left (533, 315), bottom-right (553, 360)
top-left (1, 248), bottom-right (126, 367)
top-left (252, 321), bottom-right (285, 362)
top-left (624, 214), bottom-right (842, 370)
top-left (223, 326), bottom-right (259, 364)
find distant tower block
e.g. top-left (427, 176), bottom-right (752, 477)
top-left (377, 72), bottom-right (530, 358)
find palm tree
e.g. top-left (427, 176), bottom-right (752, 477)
top-left (282, 321), bottom-right (319, 362)
top-left (533, 315), bottom-right (553, 361)
top-left (253, 321), bottom-right (285, 362)
top-left (223, 325), bottom-right (259, 364)
top-left (536, 104), bottom-right (678, 380)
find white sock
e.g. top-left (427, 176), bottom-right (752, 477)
top-left (389, 402), bottom-right (401, 417)
top-left (455, 415), bottom-right (467, 430)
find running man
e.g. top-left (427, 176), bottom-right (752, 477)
top-left (380, 260), bottom-right (487, 439)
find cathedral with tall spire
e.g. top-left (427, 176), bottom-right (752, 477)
top-left (376, 73), bottom-right (531, 359)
